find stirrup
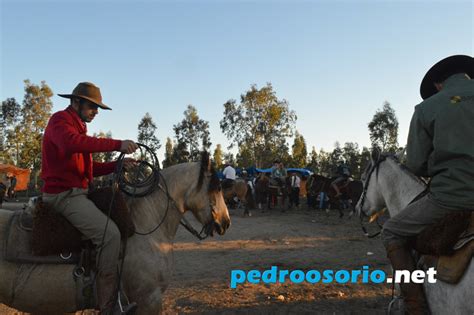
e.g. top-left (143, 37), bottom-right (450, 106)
top-left (117, 291), bottom-right (138, 315)
top-left (119, 302), bottom-right (137, 315)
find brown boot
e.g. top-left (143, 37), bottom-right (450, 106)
top-left (386, 242), bottom-right (430, 315)
top-left (97, 271), bottom-right (118, 315)
top-left (97, 272), bottom-right (138, 315)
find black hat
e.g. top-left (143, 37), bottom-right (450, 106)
top-left (420, 55), bottom-right (473, 100)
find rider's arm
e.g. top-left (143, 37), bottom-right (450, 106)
top-left (406, 106), bottom-right (431, 177)
top-left (48, 113), bottom-right (122, 154)
top-left (93, 161), bottom-right (117, 177)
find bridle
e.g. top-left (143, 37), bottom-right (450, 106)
top-left (178, 172), bottom-right (222, 241)
top-left (358, 154), bottom-right (386, 238)
top-left (114, 143), bottom-right (216, 240)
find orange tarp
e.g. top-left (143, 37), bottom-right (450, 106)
top-left (0, 164), bottom-right (31, 191)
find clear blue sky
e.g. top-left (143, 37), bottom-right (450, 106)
top-left (1, 0), bottom-right (472, 164)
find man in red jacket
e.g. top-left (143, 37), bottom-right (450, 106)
top-left (41, 82), bottom-right (138, 314)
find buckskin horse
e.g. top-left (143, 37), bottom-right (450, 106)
top-left (0, 152), bottom-right (231, 314)
top-left (307, 174), bottom-right (362, 218)
top-left (356, 151), bottom-right (473, 314)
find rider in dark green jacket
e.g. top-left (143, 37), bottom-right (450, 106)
top-left (407, 72), bottom-right (474, 210)
top-left (382, 55), bottom-right (473, 315)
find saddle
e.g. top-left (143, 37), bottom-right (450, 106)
top-left (3, 187), bottom-right (136, 310)
top-left (4, 187), bottom-right (135, 264)
top-left (415, 211), bottom-right (474, 284)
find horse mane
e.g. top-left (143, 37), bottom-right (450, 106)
top-left (197, 151), bottom-right (221, 193)
top-left (382, 154), bottom-right (427, 188)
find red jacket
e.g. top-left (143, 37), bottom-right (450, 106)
top-left (41, 106), bottom-right (122, 194)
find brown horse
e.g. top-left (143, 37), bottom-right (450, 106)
top-left (255, 175), bottom-right (289, 211)
top-left (255, 174), bottom-right (269, 210)
top-left (307, 174), bottom-right (362, 217)
top-left (223, 179), bottom-right (254, 216)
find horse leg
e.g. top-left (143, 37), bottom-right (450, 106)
top-left (337, 200), bottom-right (344, 218)
top-left (347, 201), bottom-right (355, 218)
top-left (243, 206), bottom-right (251, 217)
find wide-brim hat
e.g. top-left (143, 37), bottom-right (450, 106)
top-left (420, 55), bottom-right (473, 100)
top-left (58, 82), bottom-right (112, 110)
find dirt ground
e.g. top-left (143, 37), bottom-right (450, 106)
top-left (1, 200), bottom-right (393, 314)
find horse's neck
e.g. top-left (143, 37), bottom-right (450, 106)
top-left (378, 159), bottom-right (426, 217)
top-left (129, 163), bottom-right (198, 241)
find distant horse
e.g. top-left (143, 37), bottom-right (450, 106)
top-left (307, 174), bottom-right (362, 217)
top-left (255, 174), bottom-right (270, 210)
top-left (0, 152), bottom-right (230, 314)
top-left (223, 178), bottom-right (255, 216)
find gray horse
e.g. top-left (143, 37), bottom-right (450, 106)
top-left (356, 152), bottom-right (473, 315)
top-left (0, 153), bottom-right (231, 314)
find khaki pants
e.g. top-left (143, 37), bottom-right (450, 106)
top-left (42, 188), bottom-right (121, 275)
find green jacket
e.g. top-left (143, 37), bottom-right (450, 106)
top-left (407, 74), bottom-right (474, 210)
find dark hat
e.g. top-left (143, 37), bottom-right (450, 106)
top-left (420, 55), bottom-right (473, 100)
top-left (58, 82), bottom-right (112, 110)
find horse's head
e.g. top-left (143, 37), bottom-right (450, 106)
top-left (185, 152), bottom-right (231, 236)
top-left (356, 148), bottom-right (388, 218)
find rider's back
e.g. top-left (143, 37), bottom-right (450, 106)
top-left (407, 74), bottom-right (474, 210)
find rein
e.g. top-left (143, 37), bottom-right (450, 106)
top-left (114, 143), bottom-right (212, 240)
top-left (179, 216), bottom-right (210, 240)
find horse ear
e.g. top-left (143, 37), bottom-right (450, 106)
top-left (395, 148), bottom-right (406, 161)
top-left (370, 147), bottom-right (381, 163)
top-left (201, 151), bottom-right (211, 172)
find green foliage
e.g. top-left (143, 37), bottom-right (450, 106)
top-left (305, 143), bottom-right (370, 179)
top-left (329, 141), bottom-right (344, 175)
top-left (342, 142), bottom-right (361, 178)
top-left (368, 101), bottom-right (399, 153)
top-left (0, 97), bottom-right (21, 163)
top-left (291, 131), bottom-right (307, 168)
top-left (92, 131), bottom-right (115, 162)
top-left (306, 146), bottom-right (319, 172)
top-left (162, 137), bottom-right (177, 168)
top-left (0, 80), bottom-right (53, 187)
top-left (173, 105), bottom-right (211, 162)
top-left (223, 152), bottom-right (235, 166)
top-left (137, 112), bottom-right (161, 162)
top-left (6, 80), bottom-right (53, 172)
top-left (220, 83), bottom-right (296, 168)
top-left (213, 144), bottom-right (224, 169)
top-left (236, 143), bottom-right (253, 168)
top-left (317, 149), bottom-right (332, 177)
